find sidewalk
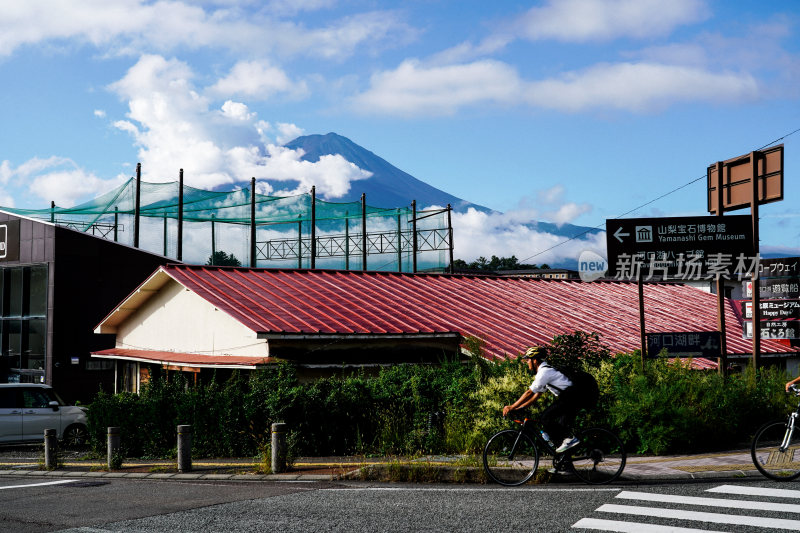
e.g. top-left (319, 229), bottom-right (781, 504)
top-left (0, 449), bottom-right (763, 483)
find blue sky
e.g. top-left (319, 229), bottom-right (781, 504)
top-left (0, 0), bottom-right (798, 265)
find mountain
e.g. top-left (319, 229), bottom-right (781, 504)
top-left (284, 132), bottom-right (487, 212)
top-left (283, 132), bottom-right (600, 241)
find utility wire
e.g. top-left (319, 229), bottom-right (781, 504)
top-left (519, 127), bottom-right (800, 264)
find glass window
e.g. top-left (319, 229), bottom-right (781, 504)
top-left (6, 320), bottom-right (21, 363)
top-left (22, 389), bottom-right (50, 408)
top-left (28, 266), bottom-right (47, 317)
top-left (25, 319), bottom-right (45, 370)
top-left (8, 269), bottom-right (22, 317)
top-left (0, 388), bottom-right (18, 408)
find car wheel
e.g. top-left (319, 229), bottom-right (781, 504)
top-left (63, 424), bottom-right (89, 447)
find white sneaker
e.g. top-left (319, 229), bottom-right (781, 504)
top-left (556, 437), bottom-right (580, 453)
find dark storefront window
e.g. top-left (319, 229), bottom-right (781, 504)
top-left (0, 265), bottom-right (48, 383)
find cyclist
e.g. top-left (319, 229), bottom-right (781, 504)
top-left (502, 345), bottom-right (582, 453)
top-left (786, 375), bottom-right (800, 392)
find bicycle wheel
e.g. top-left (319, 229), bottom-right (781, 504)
top-left (569, 427), bottom-right (626, 484)
top-left (751, 420), bottom-right (800, 481)
top-left (483, 429), bottom-right (540, 486)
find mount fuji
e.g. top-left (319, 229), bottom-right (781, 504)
top-left (282, 132), bottom-right (600, 241)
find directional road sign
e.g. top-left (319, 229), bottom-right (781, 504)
top-left (741, 299), bottom-right (800, 320)
top-left (605, 215), bottom-right (754, 279)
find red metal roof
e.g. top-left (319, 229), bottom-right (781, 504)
top-left (153, 264), bottom-right (795, 362)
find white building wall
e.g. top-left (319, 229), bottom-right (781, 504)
top-left (114, 280), bottom-right (268, 357)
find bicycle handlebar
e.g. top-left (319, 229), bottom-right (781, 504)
top-left (790, 384), bottom-right (800, 396)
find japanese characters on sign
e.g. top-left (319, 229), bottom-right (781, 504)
top-left (741, 299), bottom-right (800, 321)
top-left (605, 215), bottom-right (755, 280)
top-left (646, 332), bottom-right (721, 358)
top-left (743, 279), bottom-right (800, 299)
top-left (740, 256), bottom-right (800, 340)
top-left (743, 320), bottom-right (798, 340)
top-left (759, 258), bottom-right (800, 278)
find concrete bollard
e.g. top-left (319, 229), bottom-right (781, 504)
top-left (271, 422), bottom-right (288, 473)
top-left (177, 425), bottom-right (192, 473)
top-left (44, 429), bottom-right (57, 469)
top-left (107, 427), bottom-right (121, 470)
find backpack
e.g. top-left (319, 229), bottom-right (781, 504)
top-left (551, 365), bottom-right (599, 409)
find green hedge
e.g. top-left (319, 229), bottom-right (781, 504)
top-left (86, 332), bottom-right (795, 458)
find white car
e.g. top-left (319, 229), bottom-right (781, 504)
top-left (0, 384), bottom-right (89, 446)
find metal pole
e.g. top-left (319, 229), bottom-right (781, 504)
top-left (163, 214), bottom-right (168, 256)
top-left (412, 200), bottom-right (418, 273)
top-left (396, 212), bottom-right (402, 272)
top-left (44, 429), bottom-right (57, 469)
top-left (715, 161), bottom-right (728, 376)
top-left (134, 163), bottom-right (141, 248)
top-left (114, 206), bottom-right (118, 242)
top-left (177, 425), bottom-right (192, 473)
top-left (447, 204), bottom-right (454, 274)
top-left (310, 186), bottom-right (316, 269)
top-left (638, 270), bottom-right (647, 368)
top-left (345, 211), bottom-right (350, 270)
top-left (177, 169), bottom-right (183, 261)
top-left (250, 177), bottom-right (256, 268)
top-left (297, 215), bottom-right (302, 268)
top-left (211, 214), bottom-right (216, 264)
top-left (50, 201), bottom-right (55, 224)
top-left (361, 193), bottom-right (367, 271)
top-left (751, 151), bottom-right (761, 370)
top-left (271, 422), bottom-right (288, 473)
top-left (107, 426), bottom-right (121, 470)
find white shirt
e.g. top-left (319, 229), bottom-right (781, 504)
top-left (529, 362), bottom-right (573, 396)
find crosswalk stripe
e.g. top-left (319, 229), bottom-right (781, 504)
top-left (616, 490), bottom-right (800, 513)
top-left (708, 484), bottom-right (800, 499)
top-left (597, 503), bottom-right (800, 530)
top-left (572, 517), bottom-right (729, 532)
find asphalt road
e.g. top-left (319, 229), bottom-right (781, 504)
top-left (3, 476), bottom-right (800, 532)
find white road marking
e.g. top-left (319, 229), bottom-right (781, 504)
top-left (0, 479), bottom-right (78, 490)
top-left (327, 487), bottom-right (621, 492)
top-left (708, 484), bottom-right (800, 499)
top-left (598, 503), bottom-right (800, 530)
top-left (572, 517), bottom-right (729, 532)
top-left (616, 490), bottom-right (800, 513)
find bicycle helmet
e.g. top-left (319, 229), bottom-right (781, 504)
top-left (522, 346), bottom-right (547, 360)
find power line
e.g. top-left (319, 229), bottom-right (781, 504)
top-left (519, 127), bottom-right (799, 264)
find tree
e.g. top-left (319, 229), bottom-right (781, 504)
top-left (206, 251), bottom-right (241, 267)
top-left (451, 255), bottom-right (543, 272)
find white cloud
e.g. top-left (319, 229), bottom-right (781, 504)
top-left (93, 109), bottom-right (106, 118)
top-left (208, 60), bottom-right (308, 100)
top-left (354, 59), bottom-right (760, 116)
top-left (515, 0), bottom-right (708, 42)
top-left (108, 54), bottom-right (370, 198)
top-left (220, 100), bottom-right (255, 121)
top-left (526, 62), bottom-right (759, 112)
top-left (353, 59), bottom-right (523, 116)
top-left (450, 207), bottom-right (606, 266)
top-left (0, 1), bottom-right (413, 59)
top-left (1, 156), bottom-right (125, 207)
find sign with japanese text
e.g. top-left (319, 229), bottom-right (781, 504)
top-left (741, 299), bottom-right (800, 320)
top-left (758, 257), bottom-right (800, 278)
top-left (606, 215), bottom-right (754, 280)
top-left (646, 332), bottom-right (721, 358)
top-left (743, 320), bottom-right (799, 340)
top-left (743, 278), bottom-right (800, 299)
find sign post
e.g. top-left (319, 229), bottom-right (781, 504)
top-left (607, 214), bottom-right (754, 374)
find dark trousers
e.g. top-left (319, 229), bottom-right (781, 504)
top-left (541, 387), bottom-right (582, 443)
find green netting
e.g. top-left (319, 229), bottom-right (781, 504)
top-left (2, 178), bottom-right (451, 271)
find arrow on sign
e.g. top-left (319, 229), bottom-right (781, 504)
top-left (613, 227), bottom-right (630, 243)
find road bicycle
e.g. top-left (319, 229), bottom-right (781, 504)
top-left (482, 411), bottom-right (626, 485)
top-left (751, 384), bottom-right (800, 481)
